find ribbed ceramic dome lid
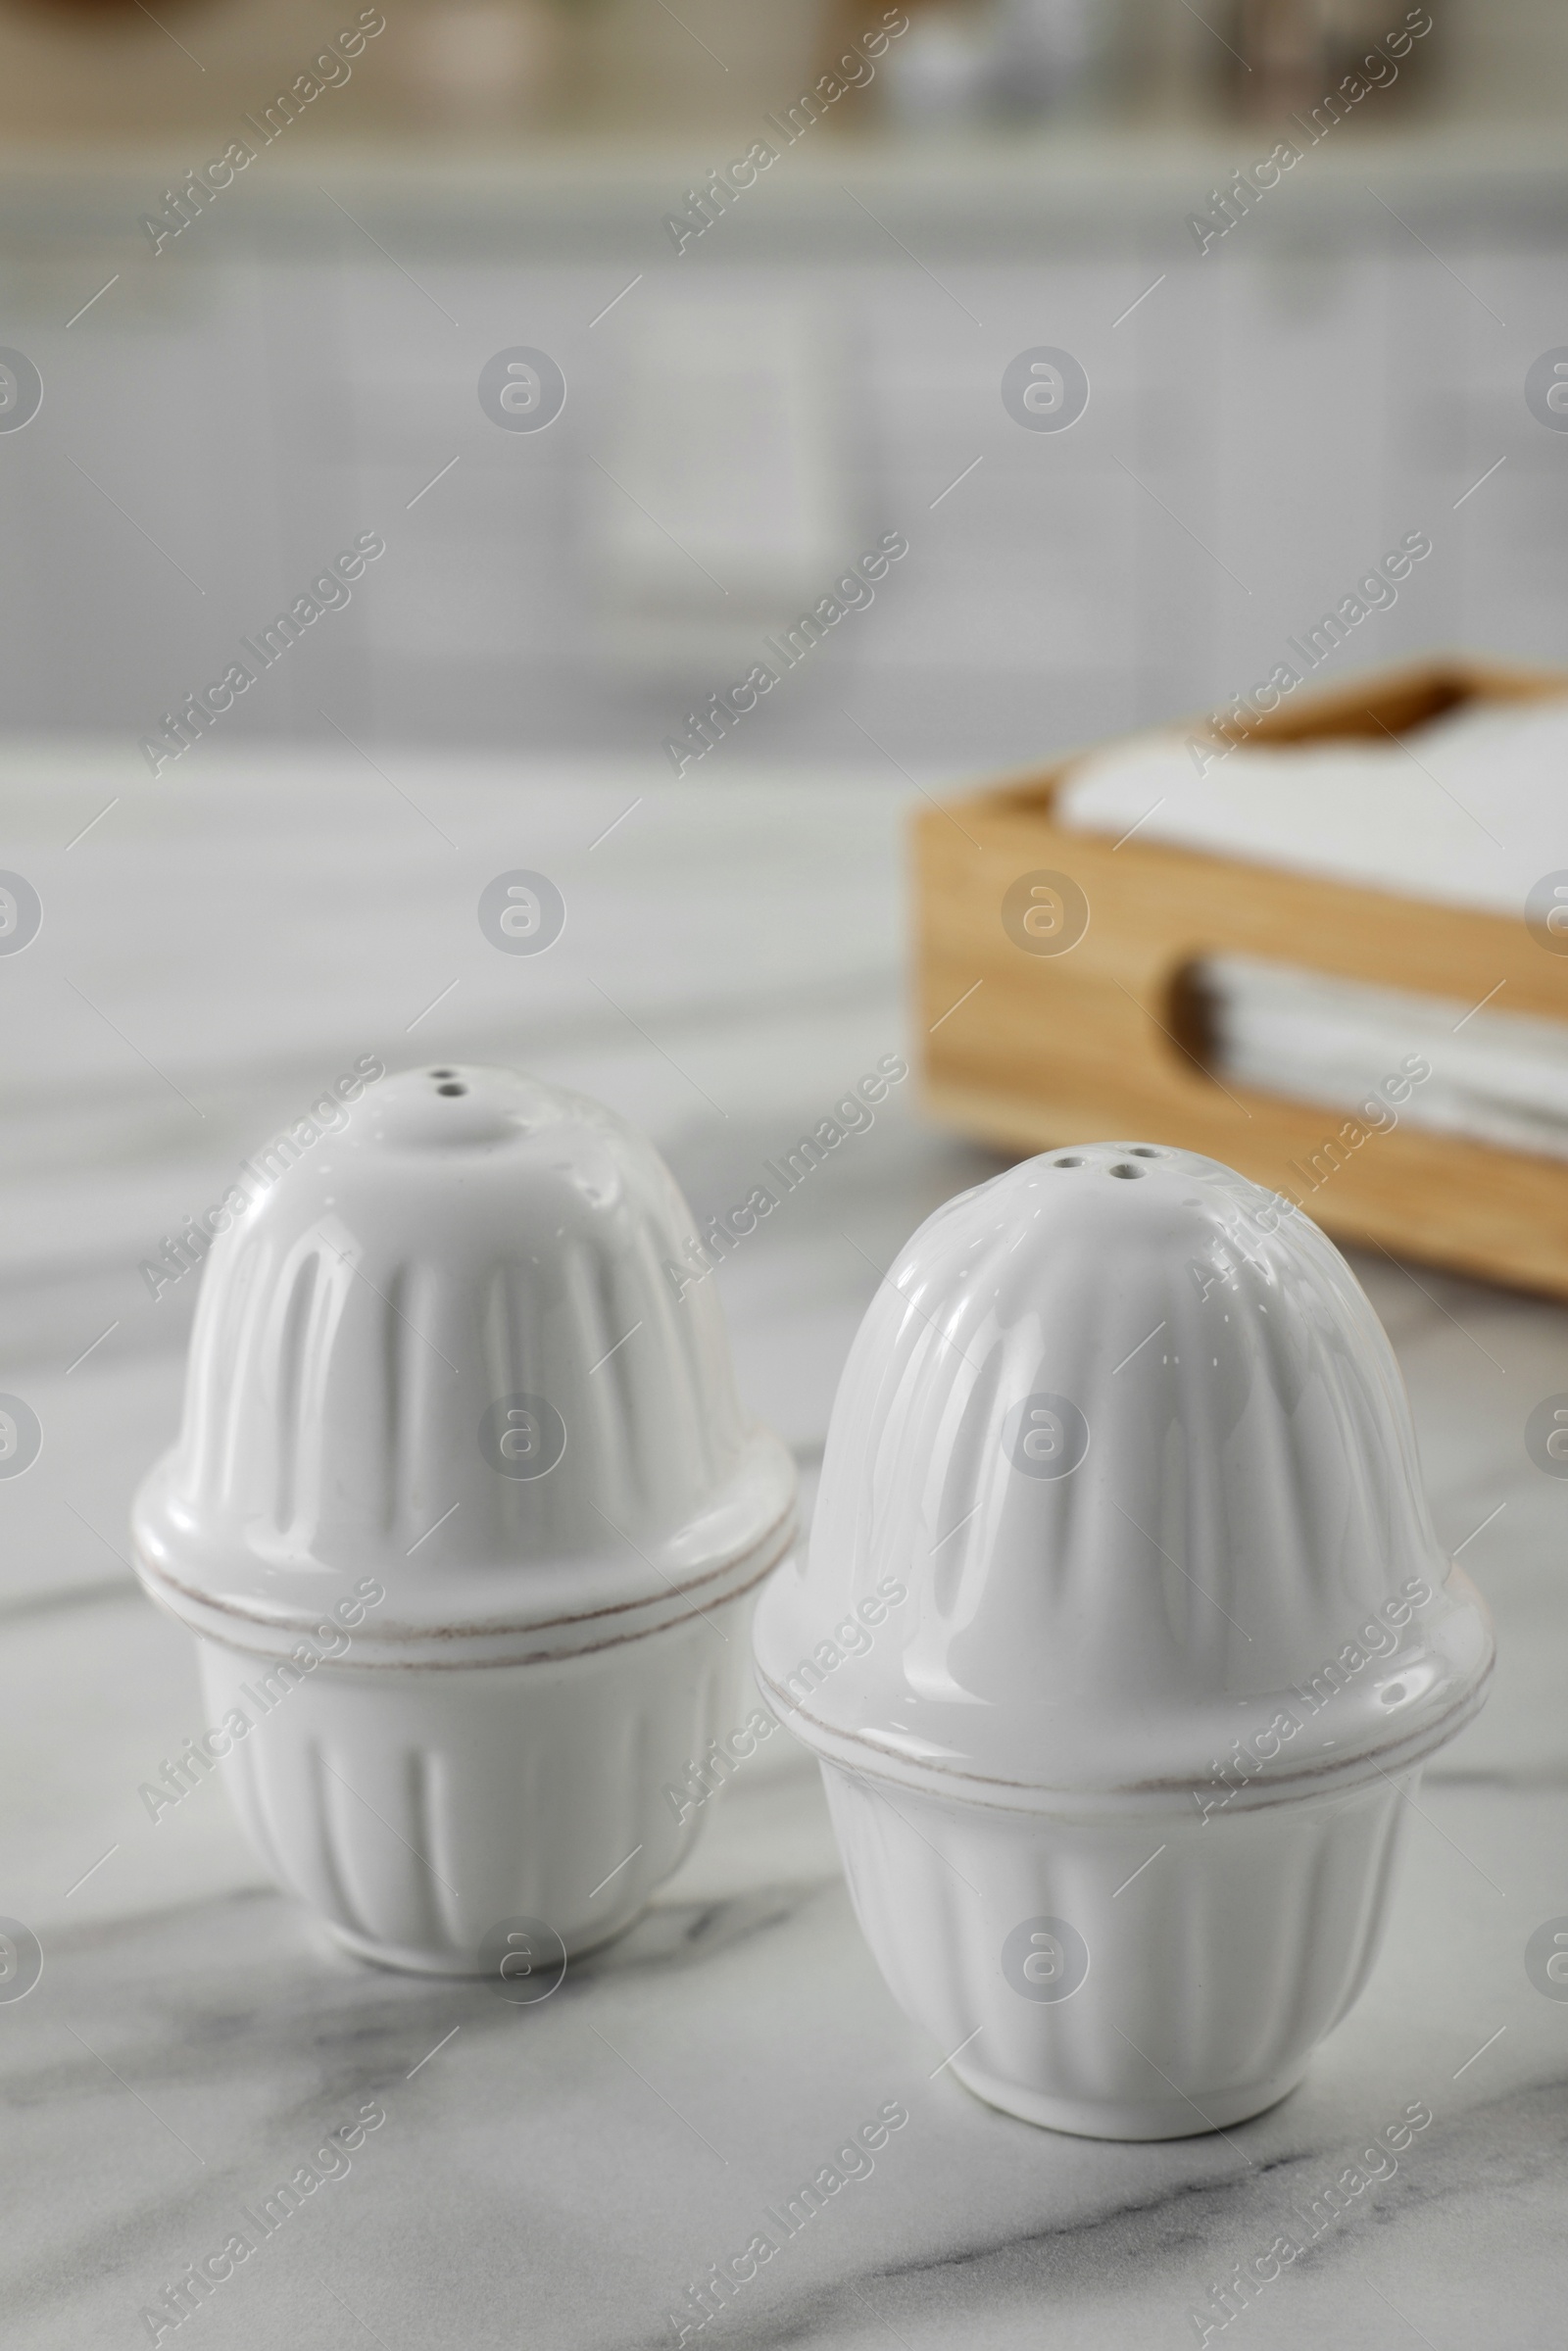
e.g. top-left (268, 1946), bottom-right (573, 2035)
top-left (133, 1065), bottom-right (796, 1665)
top-left (753, 1143), bottom-right (1492, 1803)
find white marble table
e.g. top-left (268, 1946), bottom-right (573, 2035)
top-left (3, 749), bottom-right (1567, 2348)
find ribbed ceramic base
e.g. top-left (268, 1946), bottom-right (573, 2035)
top-left (949, 2052), bottom-right (1307, 2141)
top-left (820, 1756), bottom-right (1417, 2142)
top-left (196, 1590), bottom-right (760, 1973)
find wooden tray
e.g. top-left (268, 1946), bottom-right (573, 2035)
top-left (913, 658), bottom-right (1568, 1299)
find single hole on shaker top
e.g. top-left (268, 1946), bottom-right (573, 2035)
top-left (1053, 1155), bottom-right (1085, 1168)
top-left (1382, 1683), bottom-right (1406, 1705)
top-left (1129, 1146), bottom-right (1162, 1156)
top-left (437, 1082), bottom-right (467, 1097)
top-left (430, 1068), bottom-right (456, 1078)
top-left (1108, 1162), bottom-right (1144, 1179)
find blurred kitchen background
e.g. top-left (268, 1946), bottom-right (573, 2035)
top-left (0, 0), bottom-right (1563, 769)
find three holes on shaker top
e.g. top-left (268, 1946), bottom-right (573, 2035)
top-left (1053, 1147), bottom-right (1166, 1175)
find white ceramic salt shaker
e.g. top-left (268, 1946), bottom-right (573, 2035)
top-left (753, 1142), bottom-right (1492, 2137)
top-left (132, 1065), bottom-right (795, 1974)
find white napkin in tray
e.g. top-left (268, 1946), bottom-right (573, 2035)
top-left (1055, 693), bottom-right (1568, 917)
top-left (1202, 954), bottom-right (1568, 1165)
top-left (1055, 694), bottom-right (1568, 1154)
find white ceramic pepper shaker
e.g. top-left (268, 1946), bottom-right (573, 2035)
top-left (753, 1142), bottom-right (1493, 2138)
top-left (132, 1064), bottom-right (796, 1974)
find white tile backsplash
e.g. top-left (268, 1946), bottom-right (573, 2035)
top-left (0, 154), bottom-right (1562, 769)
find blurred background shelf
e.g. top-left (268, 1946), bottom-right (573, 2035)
top-left (7, 122), bottom-right (1568, 213)
top-left (2, 0), bottom-right (1567, 145)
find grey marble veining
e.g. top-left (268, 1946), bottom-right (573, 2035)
top-left (3, 759), bottom-right (1567, 2347)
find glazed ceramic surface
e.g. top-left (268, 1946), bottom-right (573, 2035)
top-left (193, 1600), bottom-right (756, 1972)
top-left (754, 1141), bottom-right (1494, 2136)
top-left (132, 1063), bottom-right (796, 1970)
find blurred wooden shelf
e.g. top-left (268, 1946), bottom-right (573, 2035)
top-left (913, 656), bottom-right (1568, 1299)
